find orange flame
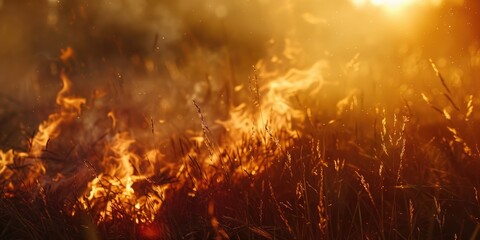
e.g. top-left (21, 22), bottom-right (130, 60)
top-left (80, 131), bottom-right (166, 223)
top-left (31, 71), bottom-right (86, 157)
top-left (218, 61), bottom-right (328, 141)
top-left (1, 50), bottom-right (85, 195)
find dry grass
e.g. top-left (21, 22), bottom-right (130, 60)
top-left (1, 58), bottom-right (480, 240)
top-left (1, 1), bottom-right (480, 239)
top-left (2, 102), bottom-right (480, 240)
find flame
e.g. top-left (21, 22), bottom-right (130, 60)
top-left (31, 71), bottom-right (86, 157)
top-left (59, 47), bottom-right (75, 62)
top-left (261, 61), bottom-right (327, 128)
top-left (218, 61), bottom-right (328, 141)
top-left (2, 48), bottom-right (170, 223)
top-left (0, 150), bottom-right (29, 194)
top-left (171, 52), bottom-right (332, 190)
top-left (0, 1), bottom-right (477, 238)
top-left (211, 60), bottom-right (330, 177)
top-left (1, 66), bottom-right (85, 193)
top-left (80, 131), bottom-right (166, 223)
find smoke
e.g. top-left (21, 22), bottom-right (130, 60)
top-left (0, 0), bottom-right (479, 218)
top-left (0, 0), bottom-right (478, 148)
top-left (0, 0), bottom-right (279, 144)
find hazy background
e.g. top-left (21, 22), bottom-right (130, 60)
top-left (0, 0), bottom-right (479, 148)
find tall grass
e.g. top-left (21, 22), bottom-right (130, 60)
top-left (1, 63), bottom-right (480, 240)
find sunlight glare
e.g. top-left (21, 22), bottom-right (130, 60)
top-left (352, 0), bottom-right (446, 11)
top-left (371, 0), bottom-right (416, 11)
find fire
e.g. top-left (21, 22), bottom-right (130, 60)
top-left (31, 71), bottom-right (86, 157)
top-left (0, 1), bottom-right (478, 238)
top-left (0, 50), bottom-right (86, 194)
top-left (0, 150), bottom-right (29, 194)
top-left (1, 47), bottom-right (174, 223)
top-left (59, 47), bottom-right (75, 63)
top-left (80, 131), bottom-right (166, 223)
top-left (218, 61), bottom-right (328, 142)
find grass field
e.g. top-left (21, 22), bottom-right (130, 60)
top-left (1, 1), bottom-right (480, 239)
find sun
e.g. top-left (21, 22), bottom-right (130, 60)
top-left (371, 0), bottom-right (412, 7)
top-left (352, 0), bottom-right (415, 8)
top-left (371, 0), bottom-right (417, 12)
top-left (351, 0), bottom-right (444, 12)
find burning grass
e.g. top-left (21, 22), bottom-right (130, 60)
top-left (1, 55), bottom-right (480, 240)
top-left (1, 2), bottom-right (480, 238)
